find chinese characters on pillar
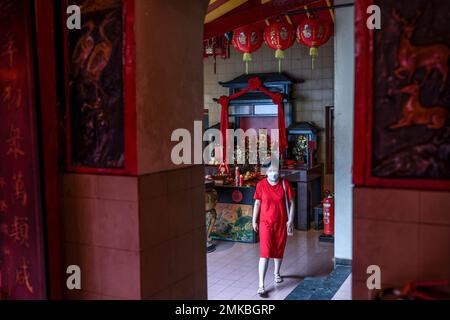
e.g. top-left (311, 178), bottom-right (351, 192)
top-left (10, 217), bottom-right (30, 248)
top-left (16, 257), bottom-right (33, 294)
top-left (6, 127), bottom-right (25, 159)
top-left (0, 0), bottom-right (47, 300)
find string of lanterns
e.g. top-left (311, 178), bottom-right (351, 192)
top-left (204, 14), bottom-right (332, 74)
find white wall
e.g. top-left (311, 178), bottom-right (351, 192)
top-left (334, 0), bottom-right (354, 261)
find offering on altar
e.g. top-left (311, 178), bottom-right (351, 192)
top-left (218, 162), bottom-right (230, 176)
top-left (243, 171), bottom-right (257, 181)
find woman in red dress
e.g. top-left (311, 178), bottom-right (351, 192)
top-left (253, 165), bottom-right (295, 296)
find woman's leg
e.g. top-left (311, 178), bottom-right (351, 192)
top-left (258, 221), bottom-right (270, 293)
top-left (273, 220), bottom-right (287, 282)
top-left (258, 258), bottom-right (269, 289)
top-left (274, 258), bottom-right (282, 275)
top-left (274, 258), bottom-right (283, 283)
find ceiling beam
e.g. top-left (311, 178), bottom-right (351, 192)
top-left (205, 0), bottom-right (249, 23)
top-left (204, 0), bottom-right (310, 39)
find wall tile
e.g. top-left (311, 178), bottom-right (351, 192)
top-left (311, 110), bottom-right (323, 123)
top-left (96, 175), bottom-right (138, 201)
top-left (353, 187), bottom-right (420, 223)
top-left (193, 266), bottom-right (208, 300)
top-left (167, 167), bottom-right (192, 193)
top-left (99, 247), bottom-right (140, 299)
top-left (62, 174), bottom-right (97, 198)
top-left (138, 168), bottom-right (207, 299)
top-left (309, 80), bottom-right (322, 90)
top-left (141, 241), bottom-right (171, 298)
top-left (170, 275), bottom-right (195, 300)
top-left (64, 243), bottom-right (103, 294)
top-left (191, 165), bottom-right (206, 187)
top-left (140, 196), bottom-right (170, 250)
top-left (419, 224), bottom-right (450, 280)
top-left (150, 287), bottom-right (172, 300)
top-left (170, 233), bottom-right (194, 283)
top-left (168, 190), bottom-right (194, 239)
top-left (139, 171), bottom-right (168, 200)
top-left (353, 218), bottom-right (419, 285)
top-left (419, 191), bottom-right (450, 226)
top-left (94, 199), bottom-right (139, 251)
top-left (61, 197), bottom-right (95, 245)
top-left (323, 78), bottom-right (334, 90)
top-left (322, 90), bottom-right (334, 102)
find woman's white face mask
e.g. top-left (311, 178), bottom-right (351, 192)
top-left (267, 171), bottom-right (279, 183)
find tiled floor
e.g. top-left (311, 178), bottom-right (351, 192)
top-left (332, 274), bottom-right (352, 300)
top-left (207, 230), bottom-right (334, 300)
top-left (285, 265), bottom-right (351, 300)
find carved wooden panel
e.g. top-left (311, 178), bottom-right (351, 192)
top-left (63, 0), bottom-right (136, 174)
top-left (354, 0), bottom-right (450, 189)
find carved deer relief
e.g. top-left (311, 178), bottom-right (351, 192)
top-left (392, 9), bottom-right (450, 91)
top-left (390, 82), bottom-right (449, 130)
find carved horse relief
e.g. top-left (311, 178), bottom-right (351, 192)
top-left (390, 9), bottom-right (450, 131)
top-left (392, 9), bottom-right (450, 90)
top-left (389, 82), bottom-right (448, 129)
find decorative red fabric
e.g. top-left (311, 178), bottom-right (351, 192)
top-left (217, 77), bottom-right (288, 163)
top-left (248, 77), bottom-right (262, 90)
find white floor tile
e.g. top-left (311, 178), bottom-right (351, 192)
top-left (207, 230), bottom-right (334, 300)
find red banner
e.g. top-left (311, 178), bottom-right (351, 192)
top-left (0, 0), bottom-right (47, 299)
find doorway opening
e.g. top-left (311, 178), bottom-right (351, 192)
top-left (201, 0), bottom-right (353, 300)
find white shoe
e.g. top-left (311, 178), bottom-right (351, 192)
top-left (274, 274), bottom-right (283, 283)
top-left (257, 286), bottom-right (265, 295)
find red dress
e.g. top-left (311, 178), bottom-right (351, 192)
top-left (254, 178), bottom-right (294, 259)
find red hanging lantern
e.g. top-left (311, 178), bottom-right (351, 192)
top-left (264, 18), bottom-right (295, 72)
top-left (232, 25), bottom-right (263, 74)
top-left (204, 36), bottom-right (230, 74)
top-left (296, 17), bottom-right (331, 69)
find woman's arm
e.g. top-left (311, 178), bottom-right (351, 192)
top-left (287, 200), bottom-right (295, 235)
top-left (288, 200), bottom-right (295, 224)
top-left (252, 200), bottom-right (261, 232)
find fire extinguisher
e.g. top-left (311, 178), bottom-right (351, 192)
top-left (323, 192), bottom-right (334, 236)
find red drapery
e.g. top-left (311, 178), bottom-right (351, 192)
top-left (217, 77), bottom-right (287, 163)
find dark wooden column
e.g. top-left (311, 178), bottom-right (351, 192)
top-left (34, 0), bottom-right (63, 300)
top-left (283, 164), bottom-right (324, 231)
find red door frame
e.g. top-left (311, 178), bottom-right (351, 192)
top-left (34, 0), bottom-right (63, 299)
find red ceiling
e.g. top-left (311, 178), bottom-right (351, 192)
top-left (204, 0), bottom-right (335, 39)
